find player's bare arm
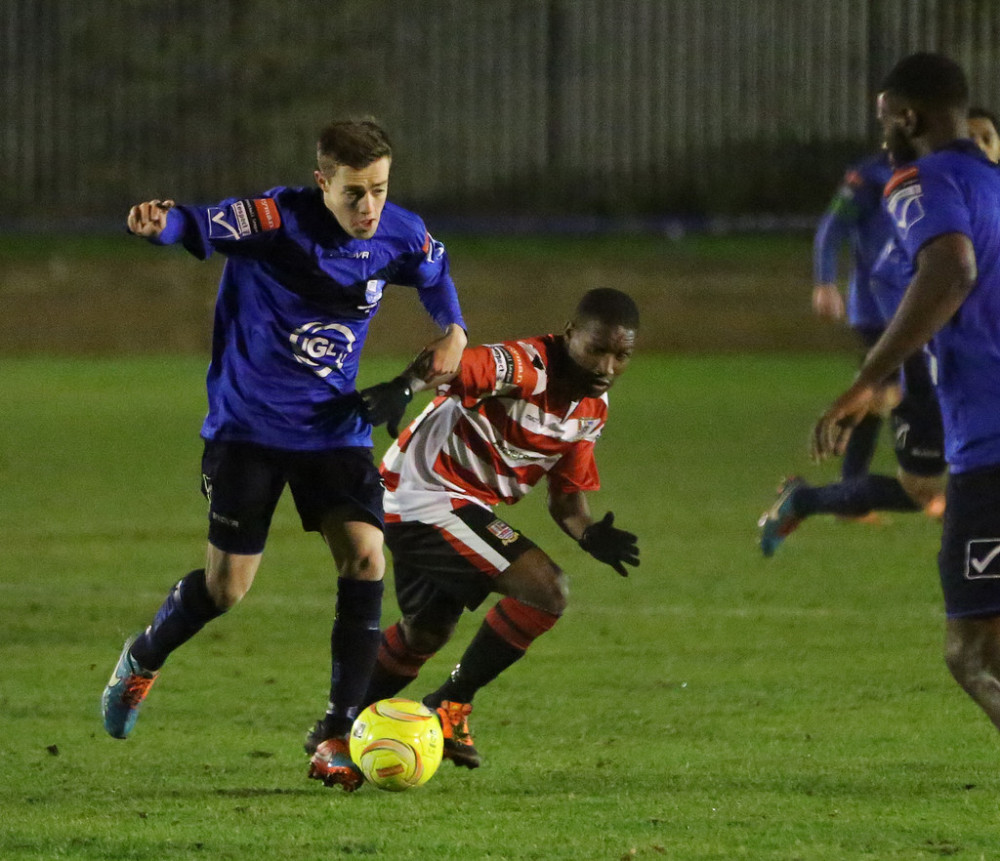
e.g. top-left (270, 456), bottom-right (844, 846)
top-left (812, 231), bottom-right (976, 461)
top-left (126, 199), bottom-right (175, 238)
top-left (426, 323), bottom-right (467, 376)
top-left (547, 487), bottom-right (593, 542)
top-left (548, 487), bottom-right (639, 577)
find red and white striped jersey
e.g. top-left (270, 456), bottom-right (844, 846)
top-left (381, 334), bottom-right (606, 522)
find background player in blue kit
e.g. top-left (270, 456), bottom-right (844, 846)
top-left (760, 237), bottom-right (945, 556)
top-left (812, 149), bottom-right (897, 487)
top-left (813, 54), bottom-right (1000, 732)
top-left (968, 107), bottom-right (1000, 164)
top-left (101, 118), bottom-right (467, 791)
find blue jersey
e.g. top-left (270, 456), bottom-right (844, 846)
top-left (869, 236), bottom-right (912, 326)
top-left (884, 141), bottom-right (1000, 472)
top-left (157, 187), bottom-right (465, 451)
top-left (814, 153), bottom-right (895, 330)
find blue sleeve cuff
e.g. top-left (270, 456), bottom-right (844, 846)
top-left (419, 280), bottom-right (466, 333)
top-left (149, 209), bottom-right (185, 246)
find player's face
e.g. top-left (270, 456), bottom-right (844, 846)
top-left (969, 116), bottom-right (1000, 164)
top-left (877, 91), bottom-right (920, 166)
top-left (315, 157), bottom-right (391, 239)
top-left (563, 319), bottom-right (637, 398)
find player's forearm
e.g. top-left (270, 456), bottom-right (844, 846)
top-left (857, 233), bottom-right (976, 387)
top-left (547, 490), bottom-right (592, 542)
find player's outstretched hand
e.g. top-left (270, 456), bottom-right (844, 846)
top-left (358, 377), bottom-right (414, 438)
top-left (811, 381), bottom-right (878, 462)
top-left (578, 511), bottom-right (639, 577)
top-left (127, 199), bottom-right (175, 238)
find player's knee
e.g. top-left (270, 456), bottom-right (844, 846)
top-left (523, 568), bottom-right (568, 616)
top-left (944, 627), bottom-right (992, 693)
top-left (400, 618), bottom-right (453, 655)
top-left (898, 470), bottom-right (945, 509)
top-left (205, 553), bottom-right (258, 610)
top-left (340, 544), bottom-right (386, 581)
top-left (548, 571), bottom-right (570, 616)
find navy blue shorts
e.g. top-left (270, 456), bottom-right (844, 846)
top-left (385, 505), bottom-right (537, 623)
top-left (938, 464), bottom-right (1000, 619)
top-left (200, 440), bottom-right (384, 555)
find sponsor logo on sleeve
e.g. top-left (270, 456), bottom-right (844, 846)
top-left (884, 167), bottom-right (925, 238)
top-left (207, 198), bottom-right (282, 240)
top-left (966, 539), bottom-right (1000, 579)
top-left (490, 345), bottom-right (516, 385)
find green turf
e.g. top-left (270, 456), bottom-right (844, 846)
top-left (2, 354), bottom-right (997, 860)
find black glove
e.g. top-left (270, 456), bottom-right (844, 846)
top-left (358, 376), bottom-right (414, 438)
top-left (578, 511), bottom-right (639, 577)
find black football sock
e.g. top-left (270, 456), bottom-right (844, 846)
top-left (363, 622), bottom-right (436, 705)
top-left (793, 475), bottom-right (920, 519)
top-left (323, 577), bottom-right (384, 738)
top-left (424, 623), bottom-right (523, 707)
top-left (423, 598), bottom-right (558, 707)
top-left (129, 569), bottom-right (225, 671)
top-left (841, 413), bottom-right (881, 479)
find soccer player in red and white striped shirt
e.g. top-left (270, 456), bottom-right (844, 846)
top-left (356, 288), bottom-right (640, 768)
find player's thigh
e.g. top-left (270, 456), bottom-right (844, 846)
top-left (201, 440), bottom-right (286, 555)
top-left (938, 465), bottom-right (1000, 619)
top-left (287, 446), bottom-right (387, 579)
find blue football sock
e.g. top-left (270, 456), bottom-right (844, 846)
top-left (129, 569), bottom-right (225, 671)
top-left (793, 475), bottom-right (920, 518)
top-left (324, 577), bottom-right (384, 737)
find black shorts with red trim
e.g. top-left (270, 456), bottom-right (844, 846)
top-left (385, 504), bottom-right (537, 619)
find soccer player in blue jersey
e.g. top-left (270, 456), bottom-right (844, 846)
top-left (812, 149), bottom-right (897, 485)
top-left (813, 53), bottom-right (1000, 732)
top-left (100, 118), bottom-right (467, 791)
top-left (760, 237), bottom-right (946, 555)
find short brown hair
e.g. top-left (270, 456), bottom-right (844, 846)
top-left (316, 118), bottom-right (392, 175)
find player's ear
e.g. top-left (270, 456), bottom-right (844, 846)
top-left (904, 108), bottom-right (923, 138)
top-left (314, 170), bottom-right (327, 190)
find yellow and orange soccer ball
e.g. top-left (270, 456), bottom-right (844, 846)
top-left (349, 698), bottom-right (443, 791)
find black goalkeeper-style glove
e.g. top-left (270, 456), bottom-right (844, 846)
top-left (578, 511), bottom-right (639, 577)
top-left (358, 376), bottom-right (414, 438)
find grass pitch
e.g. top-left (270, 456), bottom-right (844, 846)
top-left (2, 353), bottom-right (998, 860)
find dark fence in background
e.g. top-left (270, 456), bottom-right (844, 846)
top-left (5, 0), bottom-right (1000, 229)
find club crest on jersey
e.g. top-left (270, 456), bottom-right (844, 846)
top-left (486, 519), bottom-right (520, 546)
top-left (364, 279), bottom-right (384, 305)
top-left (422, 232), bottom-right (446, 264)
top-left (885, 168), bottom-right (925, 237)
top-left (966, 539), bottom-right (1000, 580)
